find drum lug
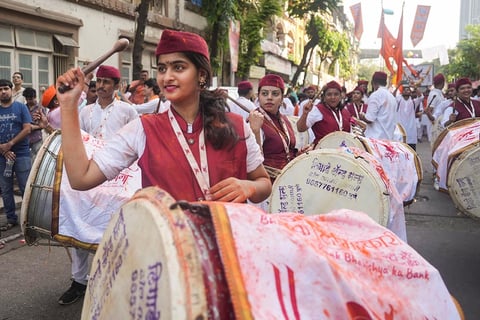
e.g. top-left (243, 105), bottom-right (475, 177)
top-left (170, 201), bottom-right (211, 217)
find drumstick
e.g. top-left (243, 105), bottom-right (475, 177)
top-left (225, 94), bottom-right (251, 113)
top-left (57, 38), bottom-right (130, 93)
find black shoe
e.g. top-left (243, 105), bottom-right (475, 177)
top-left (58, 280), bottom-right (87, 305)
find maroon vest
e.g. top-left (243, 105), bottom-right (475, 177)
top-left (453, 99), bottom-right (480, 121)
top-left (312, 103), bottom-right (352, 144)
top-left (139, 111), bottom-right (247, 201)
top-left (346, 102), bottom-right (368, 118)
top-left (261, 111), bottom-right (297, 170)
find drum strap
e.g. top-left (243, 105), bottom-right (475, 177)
top-left (168, 108), bottom-right (211, 200)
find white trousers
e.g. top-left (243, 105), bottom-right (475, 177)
top-left (71, 247), bottom-right (89, 285)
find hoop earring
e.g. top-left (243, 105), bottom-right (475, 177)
top-left (199, 79), bottom-right (207, 88)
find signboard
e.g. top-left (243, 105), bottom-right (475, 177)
top-left (402, 63), bottom-right (433, 87)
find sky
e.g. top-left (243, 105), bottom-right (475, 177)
top-left (342, 0), bottom-right (461, 50)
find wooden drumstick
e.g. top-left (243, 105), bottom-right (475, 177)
top-left (225, 94), bottom-right (251, 113)
top-left (57, 38), bottom-right (130, 93)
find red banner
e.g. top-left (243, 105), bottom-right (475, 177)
top-left (410, 5), bottom-right (431, 47)
top-left (350, 3), bottom-right (363, 41)
top-left (229, 20), bottom-right (240, 73)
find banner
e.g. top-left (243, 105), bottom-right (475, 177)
top-left (350, 3), bottom-right (363, 41)
top-left (228, 20), bottom-right (240, 73)
top-left (410, 5), bottom-right (431, 47)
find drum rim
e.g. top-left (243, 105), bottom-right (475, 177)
top-left (432, 117), bottom-right (480, 154)
top-left (268, 148), bottom-right (391, 226)
top-left (315, 131), bottom-right (365, 151)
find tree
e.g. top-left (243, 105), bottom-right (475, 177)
top-left (444, 25), bottom-right (480, 80)
top-left (286, 0), bottom-right (345, 87)
top-left (132, 0), bottom-right (153, 80)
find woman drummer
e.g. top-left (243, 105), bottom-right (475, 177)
top-left (55, 29), bottom-right (271, 203)
top-left (248, 74), bottom-right (297, 181)
top-left (296, 80), bottom-right (352, 146)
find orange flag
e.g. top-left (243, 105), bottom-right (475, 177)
top-left (378, 9), bottom-right (396, 75)
top-left (393, 6), bottom-right (404, 86)
top-left (350, 3), bottom-right (363, 41)
top-left (410, 5), bottom-right (431, 47)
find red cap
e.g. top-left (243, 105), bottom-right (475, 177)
top-left (357, 80), bottom-right (368, 86)
top-left (41, 85), bottom-right (56, 108)
top-left (352, 86), bottom-right (365, 94)
top-left (155, 29), bottom-right (210, 62)
top-left (447, 83), bottom-right (456, 89)
top-left (455, 77), bottom-right (471, 90)
top-left (324, 80), bottom-right (342, 92)
top-left (372, 71), bottom-right (388, 82)
top-left (433, 73), bottom-right (445, 86)
top-left (303, 85), bottom-right (316, 93)
top-left (258, 74), bottom-right (284, 92)
top-left (237, 81), bottom-right (253, 91)
top-left (96, 65), bottom-right (121, 79)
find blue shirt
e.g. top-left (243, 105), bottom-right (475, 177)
top-left (0, 101), bottom-right (32, 157)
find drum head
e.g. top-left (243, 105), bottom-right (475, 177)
top-left (394, 123), bottom-right (406, 143)
top-left (81, 187), bottom-right (208, 320)
top-left (448, 145), bottom-right (480, 219)
top-left (268, 148), bottom-right (390, 226)
top-left (20, 131), bottom-right (61, 244)
top-left (315, 131), bottom-right (366, 150)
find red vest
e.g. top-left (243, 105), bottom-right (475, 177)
top-left (453, 99), bottom-right (480, 121)
top-left (139, 111), bottom-right (247, 201)
top-left (312, 103), bottom-right (352, 145)
top-left (261, 111), bottom-right (297, 170)
top-left (346, 102), bottom-right (368, 118)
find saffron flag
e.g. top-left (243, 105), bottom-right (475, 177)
top-left (410, 5), bottom-right (431, 47)
top-left (393, 7), bottom-right (405, 86)
top-left (229, 20), bottom-right (240, 73)
top-left (378, 9), bottom-right (396, 75)
top-left (350, 3), bottom-right (363, 41)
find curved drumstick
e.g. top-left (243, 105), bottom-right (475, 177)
top-left (57, 38), bottom-right (130, 93)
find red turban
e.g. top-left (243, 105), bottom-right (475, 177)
top-left (258, 74), bottom-right (284, 92)
top-left (372, 71), bottom-right (388, 82)
top-left (96, 65), bottom-right (121, 79)
top-left (237, 81), bottom-right (253, 91)
top-left (41, 85), bottom-right (56, 108)
top-left (455, 77), bottom-right (471, 90)
top-left (155, 29), bottom-right (210, 62)
top-left (433, 73), bottom-right (445, 86)
top-left (324, 80), bottom-right (342, 92)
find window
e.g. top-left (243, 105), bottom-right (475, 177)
top-left (0, 50), bottom-right (12, 80)
top-left (0, 25), bottom-right (14, 47)
top-left (15, 28), bottom-right (53, 52)
top-left (16, 51), bottom-right (52, 92)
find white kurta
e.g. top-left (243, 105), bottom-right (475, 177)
top-left (364, 86), bottom-right (397, 140)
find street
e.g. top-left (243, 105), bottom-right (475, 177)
top-left (1, 139), bottom-right (479, 319)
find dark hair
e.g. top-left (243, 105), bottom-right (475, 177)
top-left (0, 79), bottom-right (13, 88)
top-left (238, 88), bottom-right (251, 96)
top-left (183, 52), bottom-right (239, 149)
top-left (88, 81), bottom-right (96, 89)
top-left (23, 87), bottom-right (36, 98)
top-left (12, 72), bottom-right (23, 80)
top-left (144, 78), bottom-right (160, 95)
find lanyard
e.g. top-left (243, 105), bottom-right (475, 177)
top-left (167, 108), bottom-right (211, 200)
top-left (352, 103), bottom-right (364, 118)
top-left (459, 99), bottom-right (476, 118)
top-left (259, 107), bottom-right (292, 160)
top-left (329, 107), bottom-right (343, 130)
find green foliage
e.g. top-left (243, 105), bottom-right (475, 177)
top-left (236, 0), bottom-right (283, 78)
top-left (444, 25), bottom-right (480, 80)
top-left (287, 0), bottom-right (339, 18)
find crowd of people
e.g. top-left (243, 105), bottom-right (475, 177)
top-left (1, 28), bottom-right (480, 310)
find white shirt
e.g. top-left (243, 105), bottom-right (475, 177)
top-left (364, 86), bottom-right (397, 140)
top-left (131, 97), bottom-right (160, 114)
top-left (298, 98), bottom-right (320, 117)
top-left (228, 96), bottom-right (256, 121)
top-left (79, 99), bottom-right (139, 139)
top-left (396, 95), bottom-right (418, 144)
top-left (279, 98), bottom-right (295, 116)
top-left (93, 118), bottom-right (264, 181)
top-left (433, 98), bottom-right (454, 120)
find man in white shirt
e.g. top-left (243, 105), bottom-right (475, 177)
top-left (423, 73), bottom-right (446, 141)
top-left (395, 86), bottom-right (418, 150)
top-left (359, 71), bottom-right (397, 140)
top-left (228, 80), bottom-right (256, 121)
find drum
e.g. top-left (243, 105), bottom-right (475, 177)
top-left (431, 114), bottom-right (445, 149)
top-left (268, 148), bottom-right (405, 234)
top-left (432, 118), bottom-right (480, 192)
top-left (448, 145), bottom-right (480, 219)
top-left (287, 115), bottom-right (310, 150)
top-left (82, 186), bottom-right (460, 319)
top-left (315, 131), bottom-right (423, 205)
top-left (20, 131), bottom-right (141, 251)
top-left (81, 187), bottom-right (233, 320)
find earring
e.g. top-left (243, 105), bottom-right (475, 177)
top-left (199, 78), bottom-right (207, 88)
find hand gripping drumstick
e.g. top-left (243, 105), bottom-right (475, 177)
top-left (57, 38), bottom-right (130, 93)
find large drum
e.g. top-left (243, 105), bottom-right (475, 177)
top-left (315, 131), bottom-right (423, 205)
top-left (268, 147), bottom-right (406, 239)
top-left (82, 186), bottom-right (461, 319)
top-left (432, 118), bottom-right (480, 218)
top-left (20, 131), bottom-right (141, 251)
top-left (394, 123), bottom-right (407, 143)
